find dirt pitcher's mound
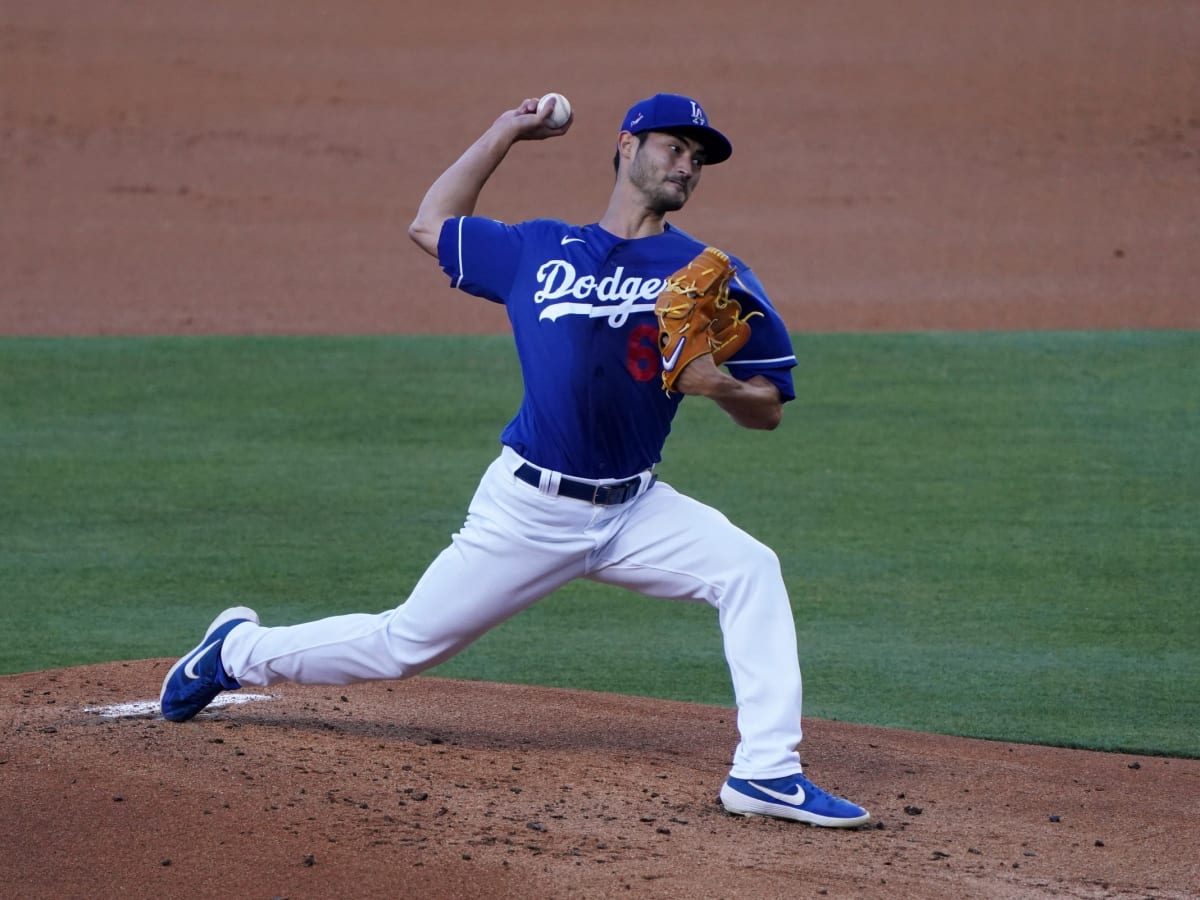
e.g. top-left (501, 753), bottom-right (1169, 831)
top-left (3, 1), bottom-right (1198, 336)
top-left (2, 662), bottom-right (1196, 899)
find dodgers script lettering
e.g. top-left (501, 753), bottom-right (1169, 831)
top-left (534, 261), bottom-right (665, 327)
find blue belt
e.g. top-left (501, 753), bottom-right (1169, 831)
top-left (515, 463), bottom-right (654, 506)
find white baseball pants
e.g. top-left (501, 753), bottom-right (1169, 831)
top-left (221, 446), bottom-right (806, 779)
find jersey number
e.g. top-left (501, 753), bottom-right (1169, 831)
top-left (625, 324), bottom-right (660, 382)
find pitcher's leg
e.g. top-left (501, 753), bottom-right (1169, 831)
top-left (222, 459), bottom-right (591, 687)
top-left (717, 558), bottom-right (805, 778)
top-left (588, 482), bottom-right (804, 778)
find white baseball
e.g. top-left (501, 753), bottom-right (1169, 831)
top-left (537, 92), bottom-right (572, 128)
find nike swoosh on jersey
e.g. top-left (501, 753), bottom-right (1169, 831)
top-left (751, 782), bottom-right (807, 805)
top-left (183, 640), bottom-right (221, 680)
top-left (661, 336), bottom-right (687, 371)
top-left (560, 236), bottom-right (586, 245)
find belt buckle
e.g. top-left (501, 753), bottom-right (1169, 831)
top-left (593, 479), bottom-right (635, 505)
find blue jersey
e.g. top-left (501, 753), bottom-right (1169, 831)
top-left (437, 217), bottom-right (797, 479)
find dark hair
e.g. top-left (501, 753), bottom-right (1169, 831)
top-left (612, 132), bottom-right (648, 174)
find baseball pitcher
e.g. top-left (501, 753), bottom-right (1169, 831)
top-left (160, 92), bottom-right (870, 828)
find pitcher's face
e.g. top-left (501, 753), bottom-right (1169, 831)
top-left (627, 131), bottom-right (706, 213)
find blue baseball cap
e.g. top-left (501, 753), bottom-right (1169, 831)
top-left (620, 93), bottom-right (733, 165)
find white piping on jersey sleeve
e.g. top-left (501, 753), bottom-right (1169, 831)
top-left (724, 355), bottom-right (798, 366)
top-left (727, 272), bottom-right (796, 367)
top-left (451, 217), bottom-right (467, 289)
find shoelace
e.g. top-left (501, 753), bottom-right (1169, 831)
top-left (795, 775), bottom-right (836, 801)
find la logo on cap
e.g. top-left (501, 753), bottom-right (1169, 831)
top-left (619, 93), bottom-right (733, 164)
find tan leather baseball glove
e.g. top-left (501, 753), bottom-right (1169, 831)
top-left (654, 247), bottom-right (761, 394)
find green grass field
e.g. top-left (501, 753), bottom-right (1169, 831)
top-left (1, 333), bottom-right (1196, 757)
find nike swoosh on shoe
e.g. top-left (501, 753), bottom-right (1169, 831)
top-left (183, 640), bottom-right (221, 680)
top-left (752, 782), bottom-right (807, 805)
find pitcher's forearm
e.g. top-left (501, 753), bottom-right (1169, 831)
top-left (675, 360), bottom-right (784, 430)
top-left (409, 97), bottom-right (571, 257)
top-left (407, 123), bottom-right (521, 256)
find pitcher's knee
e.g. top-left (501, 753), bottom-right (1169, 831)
top-left (713, 538), bottom-right (785, 603)
top-left (383, 610), bottom-right (484, 679)
top-left (736, 537), bottom-right (782, 579)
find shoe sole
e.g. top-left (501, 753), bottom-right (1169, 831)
top-left (159, 606), bottom-right (260, 716)
top-left (719, 783), bottom-right (871, 828)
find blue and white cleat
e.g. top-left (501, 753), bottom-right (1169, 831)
top-left (160, 606), bottom-right (258, 722)
top-left (720, 772), bottom-right (871, 827)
